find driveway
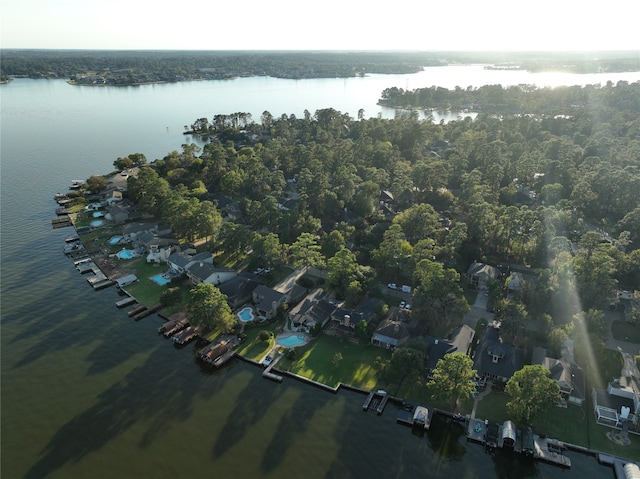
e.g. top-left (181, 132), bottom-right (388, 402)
top-left (603, 309), bottom-right (640, 356)
top-left (462, 291), bottom-right (495, 329)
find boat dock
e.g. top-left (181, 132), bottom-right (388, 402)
top-left (197, 336), bottom-right (239, 367)
top-left (172, 326), bottom-right (201, 345)
top-left (363, 390), bottom-right (388, 415)
top-left (52, 216), bottom-right (72, 228)
top-left (133, 303), bottom-right (162, 321)
top-left (396, 401), bottom-right (431, 429)
top-left (116, 296), bottom-right (136, 308)
top-left (467, 418), bottom-right (570, 468)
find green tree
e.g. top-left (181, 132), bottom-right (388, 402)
top-left (327, 248), bottom-right (359, 293)
top-left (413, 259), bottom-right (469, 324)
top-left (187, 283), bottom-right (235, 332)
top-left (429, 352), bottom-right (477, 412)
top-left (85, 174), bottom-right (108, 193)
top-left (505, 365), bottom-right (560, 425)
top-left (290, 232), bottom-right (325, 271)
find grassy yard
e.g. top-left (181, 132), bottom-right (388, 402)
top-left (281, 334), bottom-right (391, 390)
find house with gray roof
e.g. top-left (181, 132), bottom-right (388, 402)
top-left (532, 346), bottom-right (585, 406)
top-left (252, 284), bottom-right (286, 320)
top-left (424, 324), bottom-right (475, 376)
top-left (473, 322), bottom-right (524, 383)
top-left (467, 261), bottom-right (501, 291)
top-left (371, 319), bottom-right (410, 350)
top-left (288, 290), bottom-right (336, 333)
top-left (105, 205), bottom-right (129, 224)
top-left (186, 262), bottom-right (237, 286)
top-left (218, 273), bottom-right (263, 310)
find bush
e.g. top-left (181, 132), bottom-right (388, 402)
top-left (258, 330), bottom-right (271, 342)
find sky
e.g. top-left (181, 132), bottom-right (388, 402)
top-left (2, 0), bottom-right (639, 51)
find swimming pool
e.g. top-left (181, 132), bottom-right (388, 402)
top-left (150, 273), bottom-right (170, 286)
top-left (92, 211), bottom-right (104, 218)
top-left (107, 235), bottom-right (122, 245)
top-left (117, 249), bottom-right (135, 260)
top-left (237, 307), bottom-right (254, 322)
top-left (277, 334), bottom-right (306, 347)
top-left (90, 219), bottom-right (104, 227)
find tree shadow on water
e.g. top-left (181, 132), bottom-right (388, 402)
top-left (211, 372), bottom-right (284, 459)
top-left (22, 345), bottom-right (225, 479)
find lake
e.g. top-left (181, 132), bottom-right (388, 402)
top-left (3, 65), bottom-right (637, 478)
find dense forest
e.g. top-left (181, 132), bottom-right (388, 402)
top-left (121, 81), bottom-right (640, 358)
top-left (1, 49), bottom-right (639, 83)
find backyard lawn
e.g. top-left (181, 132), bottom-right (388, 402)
top-left (283, 334), bottom-right (391, 390)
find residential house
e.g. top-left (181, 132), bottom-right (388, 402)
top-left (424, 324), bottom-right (475, 376)
top-left (146, 243), bottom-right (172, 264)
top-left (252, 284), bottom-right (286, 320)
top-left (186, 262), bottom-right (237, 286)
top-left (289, 290), bottom-right (336, 333)
top-left (532, 346), bottom-right (585, 406)
top-left (330, 308), bottom-right (364, 336)
top-left (473, 322), bottom-right (524, 383)
top-left (218, 273), bottom-right (263, 310)
top-left (167, 251), bottom-right (193, 274)
top-left (371, 319), bottom-right (410, 350)
top-left (105, 205), bottom-right (129, 224)
top-left (467, 262), bottom-right (501, 291)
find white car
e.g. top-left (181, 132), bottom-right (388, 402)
top-left (387, 283), bottom-right (397, 290)
top-left (399, 301), bottom-right (406, 309)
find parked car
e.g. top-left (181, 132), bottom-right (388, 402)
top-left (262, 355), bottom-right (273, 367)
top-left (387, 283), bottom-right (397, 290)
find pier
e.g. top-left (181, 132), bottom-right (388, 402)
top-left (362, 390), bottom-right (388, 414)
top-left (396, 401), bottom-right (431, 429)
top-left (116, 296), bottom-right (136, 308)
top-left (133, 303), bottom-right (162, 320)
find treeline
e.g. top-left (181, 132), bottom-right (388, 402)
top-left (3, 50), bottom-right (638, 83)
top-left (0, 50), bottom-right (445, 81)
top-left (379, 81), bottom-right (640, 113)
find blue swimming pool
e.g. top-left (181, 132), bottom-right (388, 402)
top-left (90, 219), bottom-right (104, 227)
top-left (237, 307), bottom-right (254, 322)
top-left (92, 211), bottom-right (104, 218)
top-left (108, 235), bottom-right (122, 245)
top-left (150, 273), bottom-right (170, 286)
top-left (117, 249), bottom-right (135, 260)
top-left (277, 335), bottom-right (306, 347)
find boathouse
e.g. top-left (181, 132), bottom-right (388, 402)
top-left (501, 420), bottom-right (516, 448)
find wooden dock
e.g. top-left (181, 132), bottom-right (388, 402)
top-left (533, 435), bottom-right (571, 467)
top-left (128, 303), bottom-right (147, 317)
top-left (134, 303), bottom-right (162, 320)
top-left (52, 217), bottom-right (72, 228)
top-left (116, 296), bottom-right (136, 308)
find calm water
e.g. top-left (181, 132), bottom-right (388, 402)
top-left (3, 66), bottom-right (636, 478)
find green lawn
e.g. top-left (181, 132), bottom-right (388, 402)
top-left (282, 334), bottom-right (391, 390)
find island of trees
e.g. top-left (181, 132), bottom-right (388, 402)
top-left (69, 80), bottom-right (640, 450)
